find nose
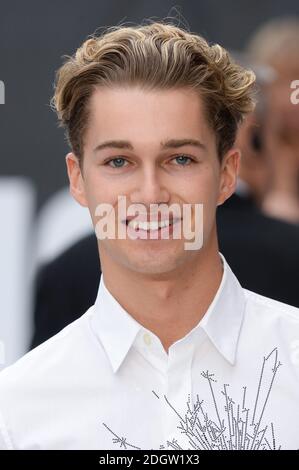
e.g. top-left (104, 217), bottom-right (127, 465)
top-left (129, 167), bottom-right (170, 207)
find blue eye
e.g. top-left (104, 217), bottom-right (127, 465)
top-left (107, 158), bottom-right (128, 168)
top-left (174, 155), bottom-right (192, 165)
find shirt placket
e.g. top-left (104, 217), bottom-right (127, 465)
top-left (162, 340), bottom-right (195, 450)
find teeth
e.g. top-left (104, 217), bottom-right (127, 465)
top-left (128, 219), bottom-right (172, 231)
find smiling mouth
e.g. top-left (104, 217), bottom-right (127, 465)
top-left (124, 218), bottom-right (181, 231)
top-left (128, 219), bottom-right (170, 231)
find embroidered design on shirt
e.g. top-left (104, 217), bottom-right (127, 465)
top-left (102, 347), bottom-right (282, 450)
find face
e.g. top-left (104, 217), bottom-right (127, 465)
top-left (66, 86), bottom-right (239, 275)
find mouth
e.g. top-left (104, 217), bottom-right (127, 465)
top-left (123, 216), bottom-right (181, 234)
top-left (127, 219), bottom-right (172, 231)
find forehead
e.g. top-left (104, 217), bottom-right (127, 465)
top-left (86, 86), bottom-right (214, 148)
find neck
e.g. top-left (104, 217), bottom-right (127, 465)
top-left (99, 233), bottom-right (223, 353)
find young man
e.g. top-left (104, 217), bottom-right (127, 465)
top-left (0, 21), bottom-right (299, 450)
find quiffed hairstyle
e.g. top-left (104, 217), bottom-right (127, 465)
top-left (51, 20), bottom-right (256, 164)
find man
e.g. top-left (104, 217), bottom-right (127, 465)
top-left (0, 21), bottom-right (298, 450)
top-left (29, 81), bottom-right (299, 352)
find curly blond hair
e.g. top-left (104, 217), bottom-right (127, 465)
top-left (51, 20), bottom-right (256, 163)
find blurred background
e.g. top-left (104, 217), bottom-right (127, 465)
top-left (1, 0), bottom-right (299, 368)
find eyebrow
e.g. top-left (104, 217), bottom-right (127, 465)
top-left (93, 138), bottom-right (207, 153)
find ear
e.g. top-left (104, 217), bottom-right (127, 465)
top-left (217, 148), bottom-right (240, 206)
top-left (65, 152), bottom-right (88, 207)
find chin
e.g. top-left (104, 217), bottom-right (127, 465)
top-left (123, 251), bottom-right (190, 276)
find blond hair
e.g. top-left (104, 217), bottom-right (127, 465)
top-left (52, 20), bottom-right (256, 163)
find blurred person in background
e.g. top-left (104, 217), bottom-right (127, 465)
top-left (217, 73), bottom-right (299, 307)
top-left (232, 88), bottom-right (270, 207)
top-left (247, 17), bottom-right (299, 224)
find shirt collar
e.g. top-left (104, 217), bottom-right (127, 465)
top-left (91, 277), bottom-right (142, 373)
top-left (199, 253), bottom-right (247, 365)
top-left (91, 253), bottom-right (246, 373)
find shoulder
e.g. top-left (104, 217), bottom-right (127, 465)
top-left (244, 288), bottom-right (299, 323)
top-left (0, 306), bottom-right (95, 392)
top-left (0, 305), bottom-right (101, 450)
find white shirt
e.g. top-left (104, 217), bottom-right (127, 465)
top-left (0, 254), bottom-right (299, 450)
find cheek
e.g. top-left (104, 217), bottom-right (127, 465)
top-left (84, 173), bottom-right (115, 205)
top-left (191, 168), bottom-right (220, 204)
top-left (82, 176), bottom-right (114, 226)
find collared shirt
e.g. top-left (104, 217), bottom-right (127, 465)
top-left (0, 254), bottom-right (299, 450)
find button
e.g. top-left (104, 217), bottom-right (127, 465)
top-left (143, 332), bottom-right (152, 346)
